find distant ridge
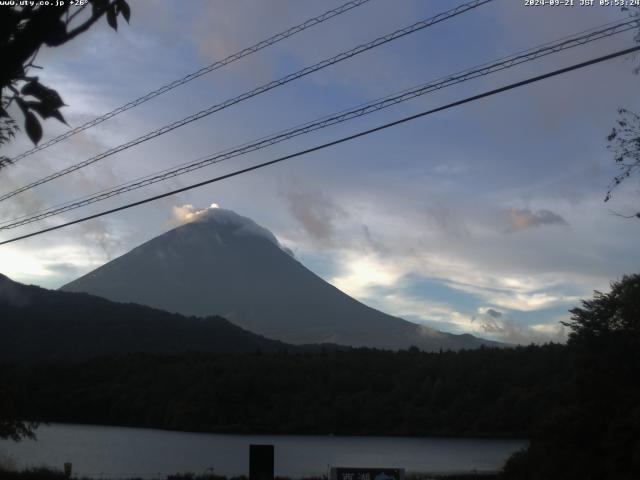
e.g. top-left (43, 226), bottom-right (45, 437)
top-left (62, 208), bottom-right (500, 351)
top-left (0, 273), bottom-right (301, 361)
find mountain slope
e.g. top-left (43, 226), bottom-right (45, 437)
top-left (62, 208), bottom-right (499, 351)
top-left (0, 273), bottom-right (299, 361)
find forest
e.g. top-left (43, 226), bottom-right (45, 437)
top-left (2, 344), bottom-right (566, 438)
top-left (1, 275), bottom-right (639, 480)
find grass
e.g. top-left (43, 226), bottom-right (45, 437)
top-left (0, 468), bottom-right (499, 480)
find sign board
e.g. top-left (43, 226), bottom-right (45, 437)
top-left (331, 467), bottom-right (405, 480)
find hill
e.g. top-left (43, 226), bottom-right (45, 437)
top-left (0, 273), bottom-right (298, 361)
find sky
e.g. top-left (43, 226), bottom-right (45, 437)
top-left (1, 0), bottom-right (639, 344)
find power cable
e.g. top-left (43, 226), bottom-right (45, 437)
top-left (4, 0), bottom-right (373, 164)
top-left (0, 0), bottom-right (494, 202)
top-left (1, 17), bottom-right (636, 230)
top-left (1, 45), bottom-right (637, 246)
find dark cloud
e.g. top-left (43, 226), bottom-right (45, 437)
top-left (508, 208), bottom-right (568, 232)
top-left (284, 188), bottom-right (347, 247)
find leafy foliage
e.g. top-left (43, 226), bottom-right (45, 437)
top-left (563, 274), bottom-right (640, 340)
top-left (502, 274), bottom-right (640, 480)
top-left (605, 109), bottom-right (640, 218)
top-left (0, 0), bottom-right (130, 164)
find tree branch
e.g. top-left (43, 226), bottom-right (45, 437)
top-left (62, 2), bottom-right (113, 43)
top-left (66, 3), bottom-right (88, 27)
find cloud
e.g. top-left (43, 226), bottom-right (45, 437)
top-left (0, 238), bottom-right (111, 289)
top-left (284, 188), bottom-right (347, 247)
top-left (45, 263), bottom-right (81, 276)
top-left (370, 291), bottom-right (477, 333)
top-left (171, 203), bottom-right (220, 225)
top-left (2, 0), bottom-right (635, 344)
top-left (507, 208), bottom-right (568, 232)
top-left (77, 218), bottom-right (122, 262)
top-left (330, 253), bottom-right (404, 299)
top-left (301, 198), bottom-right (587, 314)
top-left (0, 171), bottom-right (47, 221)
top-left (472, 307), bottom-right (567, 345)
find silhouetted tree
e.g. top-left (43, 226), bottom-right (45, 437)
top-left (0, 365), bottom-right (37, 441)
top-left (503, 274), bottom-right (640, 480)
top-left (563, 274), bottom-right (640, 340)
top-left (0, 0), bottom-right (130, 168)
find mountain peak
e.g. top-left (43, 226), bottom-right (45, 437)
top-left (63, 208), bottom-right (499, 351)
top-left (173, 204), bottom-right (285, 251)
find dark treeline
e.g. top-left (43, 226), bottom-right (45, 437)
top-left (4, 345), bottom-right (566, 438)
top-left (2, 275), bottom-right (639, 479)
top-left (0, 469), bottom-right (494, 480)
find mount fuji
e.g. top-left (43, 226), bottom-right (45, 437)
top-left (62, 208), bottom-right (498, 351)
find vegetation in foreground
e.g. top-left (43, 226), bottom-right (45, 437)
top-left (500, 274), bottom-right (640, 480)
top-left (1, 275), bottom-right (639, 479)
top-left (0, 469), bottom-right (498, 480)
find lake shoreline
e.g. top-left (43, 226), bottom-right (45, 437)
top-left (0, 468), bottom-right (501, 480)
top-left (0, 423), bottom-right (524, 479)
top-left (20, 420), bottom-right (529, 442)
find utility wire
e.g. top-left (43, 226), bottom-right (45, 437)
top-left (1, 45), bottom-right (637, 247)
top-left (1, 17), bottom-right (636, 230)
top-left (5, 0), bottom-right (373, 164)
top-left (0, 0), bottom-right (493, 203)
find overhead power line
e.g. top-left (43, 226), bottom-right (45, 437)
top-left (5, 0), bottom-right (373, 165)
top-left (1, 17), bottom-right (636, 230)
top-left (0, 0), bottom-right (494, 203)
top-left (1, 45), bottom-right (638, 247)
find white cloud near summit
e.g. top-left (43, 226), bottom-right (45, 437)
top-left (171, 203), bottom-right (220, 225)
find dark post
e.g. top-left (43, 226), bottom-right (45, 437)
top-left (249, 444), bottom-right (274, 480)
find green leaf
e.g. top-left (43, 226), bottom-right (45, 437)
top-left (106, 4), bottom-right (118, 30)
top-left (116, 0), bottom-right (130, 23)
top-left (24, 111), bottom-right (42, 145)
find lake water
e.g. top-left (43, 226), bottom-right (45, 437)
top-left (0, 424), bottom-right (527, 479)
